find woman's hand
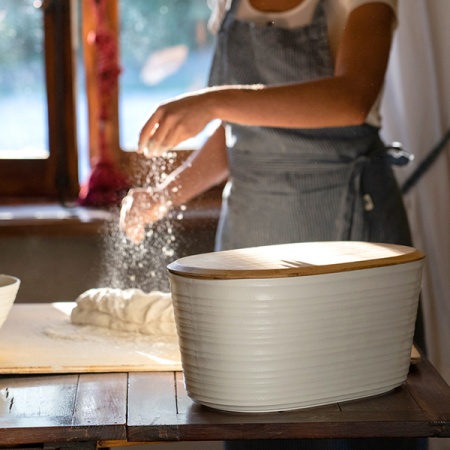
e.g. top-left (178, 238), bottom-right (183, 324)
top-left (119, 188), bottom-right (171, 244)
top-left (138, 90), bottom-right (217, 158)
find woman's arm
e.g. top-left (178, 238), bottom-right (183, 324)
top-left (157, 123), bottom-right (229, 207)
top-left (139, 2), bottom-right (396, 155)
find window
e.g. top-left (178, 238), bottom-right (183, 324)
top-left (0, 0), bottom-right (78, 200)
top-left (117, 0), bottom-right (214, 152)
top-left (0, 0), bottom-right (215, 202)
top-left (79, 0), bottom-right (215, 195)
top-left (0, 1), bottom-right (47, 159)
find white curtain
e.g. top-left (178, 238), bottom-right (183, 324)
top-left (381, 1), bottom-right (450, 448)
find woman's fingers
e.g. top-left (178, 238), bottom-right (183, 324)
top-left (141, 140), bottom-right (173, 159)
top-left (138, 116), bottom-right (175, 158)
top-left (120, 190), bottom-right (150, 244)
top-left (138, 105), bottom-right (176, 157)
top-left (119, 189), bottom-right (172, 244)
top-left (139, 109), bottom-right (161, 148)
top-left (126, 222), bottom-right (146, 245)
top-left (137, 92), bottom-right (215, 158)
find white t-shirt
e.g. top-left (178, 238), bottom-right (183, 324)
top-left (208, 0), bottom-right (398, 127)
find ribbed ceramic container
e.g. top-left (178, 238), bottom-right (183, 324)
top-left (0, 275), bottom-right (21, 330)
top-left (167, 242), bottom-right (424, 413)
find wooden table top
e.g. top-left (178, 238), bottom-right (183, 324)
top-left (0, 359), bottom-right (450, 448)
top-left (0, 356), bottom-right (449, 448)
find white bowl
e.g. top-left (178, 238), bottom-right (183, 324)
top-left (167, 242), bottom-right (424, 413)
top-left (0, 275), bottom-right (21, 330)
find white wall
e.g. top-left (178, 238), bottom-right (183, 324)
top-left (381, 2), bottom-right (450, 448)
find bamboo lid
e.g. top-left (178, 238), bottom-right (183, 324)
top-left (167, 241), bottom-right (425, 280)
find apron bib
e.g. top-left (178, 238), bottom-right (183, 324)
top-left (209, 0), bottom-right (411, 250)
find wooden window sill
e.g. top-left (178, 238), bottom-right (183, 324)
top-left (0, 197), bottom-right (220, 237)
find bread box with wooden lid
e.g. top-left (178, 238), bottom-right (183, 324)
top-left (167, 241), bottom-right (425, 413)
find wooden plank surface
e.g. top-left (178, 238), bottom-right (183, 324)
top-left (0, 303), bottom-right (181, 374)
top-left (0, 374), bottom-right (78, 429)
top-left (127, 360), bottom-right (450, 442)
top-left (0, 373), bottom-right (127, 445)
top-left (72, 373), bottom-right (128, 440)
top-left (0, 356), bottom-right (450, 447)
top-left (127, 372), bottom-right (178, 442)
top-left (404, 357), bottom-right (450, 437)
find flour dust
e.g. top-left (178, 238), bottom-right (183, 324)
top-left (98, 152), bottom-right (187, 293)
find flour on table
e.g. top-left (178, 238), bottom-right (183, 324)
top-left (70, 288), bottom-right (177, 336)
top-left (43, 319), bottom-right (182, 368)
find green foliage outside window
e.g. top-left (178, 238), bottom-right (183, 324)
top-left (0, 0), bottom-right (44, 95)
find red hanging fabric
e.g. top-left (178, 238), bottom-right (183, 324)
top-left (78, 0), bottom-right (129, 207)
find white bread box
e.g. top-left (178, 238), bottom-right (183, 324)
top-left (167, 241), bottom-right (425, 413)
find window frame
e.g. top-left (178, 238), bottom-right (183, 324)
top-left (81, 0), bottom-right (124, 176)
top-left (0, 0), bottom-right (79, 201)
top-left (80, 0), bottom-right (222, 191)
top-left (0, 0), bottom-right (221, 205)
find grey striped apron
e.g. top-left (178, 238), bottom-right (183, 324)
top-left (209, 0), bottom-right (412, 251)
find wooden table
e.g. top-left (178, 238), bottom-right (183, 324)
top-left (0, 356), bottom-right (449, 449)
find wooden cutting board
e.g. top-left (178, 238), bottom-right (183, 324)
top-left (0, 304), bottom-right (420, 375)
top-left (0, 303), bottom-right (182, 374)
